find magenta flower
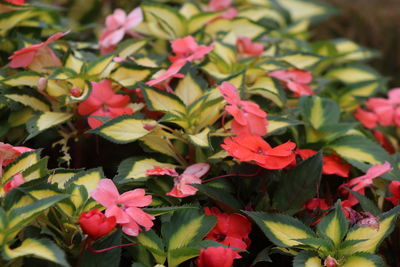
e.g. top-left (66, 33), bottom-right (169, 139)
top-left (268, 69), bottom-right (314, 96)
top-left (78, 80), bottom-right (133, 129)
top-left (166, 163), bottom-right (210, 198)
top-left (340, 162), bottom-right (392, 207)
top-left (99, 7), bottom-right (143, 54)
top-left (219, 82), bottom-right (268, 136)
top-left (90, 179), bottom-right (155, 236)
top-left (146, 36), bottom-right (213, 86)
top-left (8, 31), bottom-right (69, 72)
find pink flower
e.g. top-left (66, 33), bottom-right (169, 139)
top-left (219, 82), bottom-right (268, 136)
top-left (354, 107), bottom-right (378, 129)
top-left (99, 8), bottom-right (143, 54)
top-left (166, 163), bottom-right (210, 198)
top-left (3, 173), bottom-right (24, 193)
top-left (236, 37), bottom-right (264, 57)
top-left (90, 179), bottom-right (155, 236)
top-left (364, 88), bottom-right (400, 127)
top-left (205, 0), bottom-right (237, 20)
top-left (8, 31), bottom-right (69, 72)
top-left (78, 80), bottom-right (133, 129)
top-left (146, 166), bottom-right (178, 176)
top-left (269, 69), bottom-right (314, 96)
top-left (386, 181), bottom-right (400, 206)
top-left (340, 162), bottom-right (392, 207)
top-left (146, 36), bottom-right (213, 86)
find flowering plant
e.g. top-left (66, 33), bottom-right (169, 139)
top-left (0, 0), bottom-right (400, 266)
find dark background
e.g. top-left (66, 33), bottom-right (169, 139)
top-left (315, 0), bottom-right (400, 87)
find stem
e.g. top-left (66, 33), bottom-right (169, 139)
top-left (87, 240), bottom-right (138, 253)
top-left (221, 111), bottom-right (227, 132)
top-left (203, 167), bottom-right (262, 183)
top-left (165, 138), bottom-right (187, 167)
top-left (75, 238), bottom-right (88, 267)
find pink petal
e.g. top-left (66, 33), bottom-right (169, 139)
top-left (125, 7), bottom-right (143, 30)
top-left (100, 28), bottom-right (126, 49)
top-left (8, 51), bottom-right (37, 68)
top-left (106, 9), bottom-right (126, 29)
top-left (105, 94), bottom-right (131, 107)
top-left (105, 205), bottom-right (130, 224)
top-left (119, 189), bottom-right (152, 207)
top-left (121, 221), bottom-right (140, 236)
top-left (183, 163), bottom-right (210, 177)
top-left (171, 36), bottom-right (199, 55)
top-left (354, 107), bottom-right (378, 129)
top-left (90, 179), bottom-right (119, 207)
top-left (125, 207), bottom-right (155, 230)
top-left (146, 58), bottom-right (187, 86)
top-left (388, 88), bottom-right (400, 103)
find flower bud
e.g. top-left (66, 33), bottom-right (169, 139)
top-left (195, 247), bottom-right (236, 267)
top-left (37, 77), bottom-right (48, 91)
top-left (324, 256), bottom-right (337, 267)
top-left (70, 88), bottom-right (82, 97)
top-left (78, 209), bottom-right (116, 240)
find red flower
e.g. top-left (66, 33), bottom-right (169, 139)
top-left (386, 181), bottom-right (400, 206)
top-left (195, 246), bottom-right (236, 267)
top-left (5, 0), bottom-right (25, 5)
top-left (146, 166), bottom-right (178, 176)
top-left (268, 69), bottom-right (313, 96)
top-left (219, 82), bottom-right (268, 136)
top-left (373, 130), bottom-right (395, 154)
top-left (297, 149), bottom-right (350, 177)
top-left (204, 207), bottom-right (251, 257)
top-left (78, 209), bottom-right (117, 240)
top-left (222, 134), bottom-right (296, 170)
top-left (304, 198), bottom-right (329, 213)
top-left (354, 107), bottom-right (378, 129)
top-left (78, 80), bottom-right (133, 129)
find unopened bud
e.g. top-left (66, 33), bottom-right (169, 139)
top-left (70, 88), bottom-right (82, 97)
top-left (37, 77), bottom-right (48, 91)
top-left (143, 121), bottom-right (157, 131)
top-left (324, 256), bottom-right (337, 267)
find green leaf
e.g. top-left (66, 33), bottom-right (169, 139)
top-left (1, 71), bottom-right (41, 87)
top-left (80, 229), bottom-right (122, 267)
top-left (244, 211), bottom-right (315, 248)
top-left (5, 94), bottom-right (50, 112)
top-left (141, 87), bottom-right (186, 115)
top-left (2, 150), bottom-right (41, 182)
top-left (21, 157), bottom-right (49, 182)
top-left (293, 251), bottom-right (323, 267)
top-left (162, 209), bottom-right (217, 250)
top-left (193, 184), bottom-right (242, 210)
top-left (278, 53), bottom-right (323, 69)
top-left (143, 205), bottom-right (198, 217)
top-left (114, 157), bottom-right (176, 183)
top-left (342, 252), bottom-right (387, 267)
top-left (187, 128), bottom-right (211, 148)
top-left (136, 229), bottom-right (166, 264)
top-left (274, 0), bottom-right (338, 23)
top-left (89, 115), bottom-right (155, 144)
top-left (343, 205), bottom-right (400, 254)
top-left (267, 116), bottom-right (304, 136)
top-left (3, 238), bottom-right (69, 267)
top-left (26, 112), bottom-right (73, 139)
top-left (300, 96), bottom-right (340, 130)
top-left (175, 71), bottom-right (205, 106)
top-left (86, 54), bottom-right (113, 77)
top-left (325, 64), bottom-right (381, 84)
top-left (327, 135), bottom-right (390, 166)
top-left (272, 152), bottom-right (322, 215)
top-left (316, 200), bottom-right (348, 246)
top-left (64, 167), bottom-right (104, 193)
top-left (110, 65), bottom-right (153, 87)
top-left (247, 76), bottom-right (286, 107)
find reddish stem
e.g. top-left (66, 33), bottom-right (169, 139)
top-left (221, 111), bottom-right (228, 132)
top-left (75, 238), bottom-right (88, 267)
top-left (203, 167), bottom-right (262, 183)
top-left (87, 239), bottom-right (139, 253)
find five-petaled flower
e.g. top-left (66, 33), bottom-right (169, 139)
top-left (78, 208), bottom-right (117, 240)
top-left (90, 179), bottom-right (155, 236)
top-left (78, 80), bottom-right (133, 129)
top-left (166, 163), bottom-right (210, 198)
top-left (146, 36), bottom-right (213, 86)
top-left (222, 134), bottom-right (296, 170)
top-left (195, 246), bottom-right (236, 267)
top-left (269, 69), bottom-right (314, 96)
top-left (204, 207), bottom-right (251, 258)
top-left (99, 8), bottom-right (143, 54)
top-left (8, 31), bottom-right (69, 72)
top-left (219, 82), bottom-right (268, 136)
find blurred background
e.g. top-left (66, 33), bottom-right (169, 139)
top-left (315, 0), bottom-right (400, 87)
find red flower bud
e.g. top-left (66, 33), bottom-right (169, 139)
top-left (78, 209), bottom-right (116, 240)
top-left (70, 88), bottom-right (82, 97)
top-left (195, 247), bottom-right (236, 267)
top-left (324, 256), bottom-right (337, 267)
